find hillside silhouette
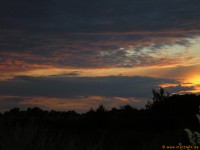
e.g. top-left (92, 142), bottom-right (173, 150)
top-left (0, 92), bottom-right (200, 150)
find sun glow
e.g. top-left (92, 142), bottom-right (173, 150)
top-left (188, 75), bottom-right (200, 84)
top-left (183, 75), bottom-right (200, 93)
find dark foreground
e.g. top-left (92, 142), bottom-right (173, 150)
top-left (0, 94), bottom-right (200, 150)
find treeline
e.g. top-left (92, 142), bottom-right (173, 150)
top-left (0, 93), bottom-right (200, 150)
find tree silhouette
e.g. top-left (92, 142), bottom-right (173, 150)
top-left (0, 92), bottom-right (200, 150)
top-left (96, 104), bottom-right (106, 113)
top-left (146, 87), bottom-right (169, 109)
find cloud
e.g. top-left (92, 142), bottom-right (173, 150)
top-left (0, 75), bottom-right (182, 99)
top-left (0, 95), bottom-right (145, 112)
top-left (0, 75), bottom-right (197, 112)
top-left (1, 0), bottom-right (200, 56)
top-left (1, 0), bottom-right (200, 32)
top-left (0, 34), bottom-right (199, 71)
top-left (1, 0), bottom-right (200, 71)
top-left (1, 0), bottom-right (200, 112)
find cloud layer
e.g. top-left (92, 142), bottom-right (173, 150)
top-left (1, 0), bottom-right (200, 71)
top-left (0, 75), bottom-right (196, 112)
top-left (0, 0), bottom-right (200, 111)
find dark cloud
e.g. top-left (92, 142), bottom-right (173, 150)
top-left (49, 71), bottom-right (82, 77)
top-left (0, 75), bottom-right (196, 111)
top-left (1, 0), bottom-right (200, 32)
top-left (0, 75), bottom-right (182, 99)
top-left (1, 0), bottom-right (200, 35)
top-left (0, 96), bottom-right (28, 112)
top-left (1, 0), bottom-right (200, 69)
top-left (0, 75), bottom-right (197, 111)
top-left (165, 85), bottom-right (196, 94)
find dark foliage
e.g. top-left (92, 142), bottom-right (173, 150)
top-left (0, 93), bottom-right (200, 150)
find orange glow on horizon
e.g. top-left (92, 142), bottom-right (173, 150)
top-left (0, 95), bottom-right (145, 112)
top-left (182, 74), bottom-right (200, 93)
top-left (188, 75), bottom-right (200, 85)
top-left (159, 83), bottom-right (180, 88)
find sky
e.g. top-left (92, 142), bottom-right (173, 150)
top-left (0, 0), bottom-right (200, 112)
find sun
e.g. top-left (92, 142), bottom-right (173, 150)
top-left (188, 75), bottom-right (200, 84)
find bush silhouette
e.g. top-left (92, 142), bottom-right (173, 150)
top-left (185, 106), bottom-right (200, 145)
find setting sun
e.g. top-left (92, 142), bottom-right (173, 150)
top-left (188, 75), bottom-right (200, 84)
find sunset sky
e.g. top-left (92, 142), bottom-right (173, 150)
top-left (0, 0), bottom-right (200, 112)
